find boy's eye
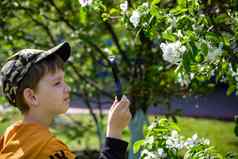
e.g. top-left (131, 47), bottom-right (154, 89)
top-left (54, 81), bottom-right (61, 85)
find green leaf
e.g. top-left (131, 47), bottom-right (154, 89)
top-left (101, 13), bottom-right (110, 21)
top-left (195, 54), bottom-right (203, 63)
top-left (177, 0), bottom-right (186, 7)
top-left (176, 15), bottom-right (194, 29)
top-left (133, 139), bottom-right (144, 153)
top-left (162, 32), bottom-right (176, 41)
top-left (79, 8), bottom-right (87, 24)
top-left (206, 32), bottom-right (220, 43)
top-left (222, 33), bottom-right (231, 46)
top-left (170, 123), bottom-right (180, 131)
top-left (109, 8), bottom-right (119, 16)
top-left (201, 43), bottom-right (208, 55)
top-left (0, 96), bottom-right (6, 104)
top-left (226, 84), bottom-right (236, 96)
top-left (152, 0), bottom-right (160, 5)
top-left (183, 52), bottom-right (192, 72)
top-left (170, 7), bottom-right (187, 15)
top-left (150, 5), bottom-right (159, 17)
top-left (221, 63), bottom-right (228, 72)
top-left (186, 31), bottom-right (197, 41)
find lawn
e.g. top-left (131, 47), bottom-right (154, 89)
top-left (176, 117), bottom-right (238, 155)
top-left (0, 112), bottom-right (237, 156)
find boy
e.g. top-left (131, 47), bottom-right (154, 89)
top-left (0, 42), bottom-right (131, 159)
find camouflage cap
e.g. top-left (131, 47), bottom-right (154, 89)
top-left (0, 41), bottom-right (71, 106)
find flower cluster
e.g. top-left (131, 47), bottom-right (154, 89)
top-left (207, 43), bottom-right (223, 62)
top-left (160, 41), bottom-right (187, 65)
top-left (141, 148), bottom-right (167, 159)
top-left (177, 72), bottom-right (191, 88)
top-left (119, 1), bottom-right (150, 28)
top-left (79, 0), bottom-right (92, 7)
top-left (130, 11), bottom-right (141, 28)
top-left (120, 1), bottom-right (128, 12)
top-left (128, 2), bottom-right (150, 28)
top-left (165, 130), bottom-right (184, 151)
top-left (134, 118), bottom-right (234, 159)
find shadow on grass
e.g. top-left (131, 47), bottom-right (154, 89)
top-left (228, 140), bottom-right (238, 147)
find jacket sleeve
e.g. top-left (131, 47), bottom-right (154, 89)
top-left (0, 136), bottom-right (3, 150)
top-left (74, 137), bottom-right (128, 159)
top-left (98, 137), bottom-right (128, 159)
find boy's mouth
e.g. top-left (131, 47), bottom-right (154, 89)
top-left (64, 97), bottom-right (70, 102)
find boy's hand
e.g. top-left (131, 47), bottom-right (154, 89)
top-left (106, 95), bottom-right (131, 140)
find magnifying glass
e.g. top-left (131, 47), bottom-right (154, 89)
top-left (108, 56), bottom-right (123, 101)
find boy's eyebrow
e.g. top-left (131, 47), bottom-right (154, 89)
top-left (50, 76), bottom-right (63, 81)
top-left (47, 72), bottom-right (65, 81)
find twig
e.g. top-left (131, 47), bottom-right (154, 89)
top-left (68, 61), bottom-right (113, 99)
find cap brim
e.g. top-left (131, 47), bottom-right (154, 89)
top-left (47, 41), bottom-right (71, 62)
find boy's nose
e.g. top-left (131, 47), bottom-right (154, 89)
top-left (64, 83), bottom-right (71, 93)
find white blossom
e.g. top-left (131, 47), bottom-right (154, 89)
top-left (120, 1), bottom-right (128, 12)
top-left (141, 149), bottom-right (167, 159)
top-left (141, 149), bottom-right (156, 159)
top-left (148, 122), bottom-right (157, 130)
top-left (184, 134), bottom-right (199, 148)
top-left (171, 130), bottom-right (179, 138)
top-left (210, 69), bottom-right (215, 76)
top-left (145, 136), bottom-right (155, 144)
top-left (166, 130), bottom-right (184, 150)
top-left (142, 2), bottom-right (149, 8)
top-left (190, 73), bottom-right (195, 80)
top-left (79, 0), bottom-right (92, 7)
top-left (192, 24), bottom-right (204, 31)
top-left (171, 17), bottom-right (177, 28)
top-left (230, 66), bottom-right (238, 85)
top-left (201, 138), bottom-right (210, 145)
top-left (0, 76), bottom-right (3, 96)
top-left (177, 72), bottom-right (190, 87)
top-left (103, 48), bottom-right (111, 54)
top-left (228, 63), bottom-right (238, 82)
top-left (142, 22), bottom-right (148, 27)
top-left (130, 10), bottom-right (141, 28)
top-left (192, 134), bottom-right (198, 141)
top-left (160, 41), bottom-right (186, 64)
top-left (157, 148), bottom-right (167, 158)
top-left (168, 16), bottom-right (177, 28)
top-left (184, 134), bottom-right (210, 149)
top-left (176, 30), bottom-right (183, 38)
top-left (207, 44), bottom-right (223, 61)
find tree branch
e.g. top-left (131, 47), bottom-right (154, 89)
top-left (15, 2), bottom-right (56, 46)
top-left (68, 61), bottom-right (113, 99)
top-left (103, 21), bottom-right (131, 67)
top-left (29, 17), bottom-right (56, 45)
top-left (70, 89), bottom-right (104, 149)
top-left (47, 0), bottom-right (76, 30)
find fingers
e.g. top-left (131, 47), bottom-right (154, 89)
top-left (113, 96), bottom-right (118, 105)
top-left (110, 96), bottom-right (119, 111)
top-left (110, 95), bottom-right (131, 114)
top-left (118, 95), bottom-right (130, 108)
top-left (115, 95), bottom-right (130, 114)
top-left (107, 95), bottom-right (132, 136)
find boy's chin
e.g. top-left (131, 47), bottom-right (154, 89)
top-left (57, 105), bottom-right (69, 114)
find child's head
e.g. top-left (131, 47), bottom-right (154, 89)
top-left (0, 42), bottom-right (71, 114)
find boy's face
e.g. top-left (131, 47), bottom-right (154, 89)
top-left (33, 69), bottom-right (70, 115)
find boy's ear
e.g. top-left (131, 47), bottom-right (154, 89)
top-left (23, 88), bottom-right (38, 106)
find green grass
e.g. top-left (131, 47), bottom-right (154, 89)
top-left (0, 112), bottom-right (237, 155)
top-left (176, 117), bottom-right (238, 155)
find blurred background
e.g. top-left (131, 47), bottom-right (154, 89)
top-left (0, 0), bottom-right (238, 158)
